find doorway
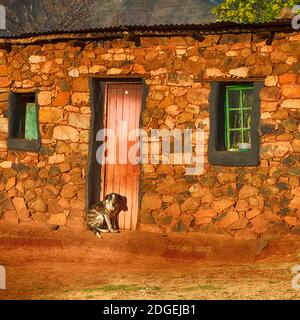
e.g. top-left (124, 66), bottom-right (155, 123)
top-left (87, 79), bottom-right (143, 231)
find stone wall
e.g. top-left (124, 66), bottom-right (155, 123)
top-left (0, 32), bottom-right (300, 238)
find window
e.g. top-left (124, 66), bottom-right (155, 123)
top-left (8, 92), bottom-right (41, 152)
top-left (225, 85), bottom-right (253, 152)
top-left (208, 82), bottom-right (263, 167)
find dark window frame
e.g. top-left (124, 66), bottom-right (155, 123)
top-left (208, 81), bottom-right (264, 167)
top-left (7, 91), bottom-right (41, 152)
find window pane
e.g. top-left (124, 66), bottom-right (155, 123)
top-left (243, 89), bottom-right (253, 109)
top-left (243, 109), bottom-right (251, 129)
top-left (229, 130), bottom-right (242, 150)
top-left (25, 103), bottom-right (38, 140)
top-left (229, 111), bottom-right (241, 129)
top-left (225, 85), bottom-right (254, 152)
top-left (243, 130), bottom-right (251, 144)
top-left (228, 90), bottom-right (240, 109)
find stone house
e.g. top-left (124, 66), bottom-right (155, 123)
top-left (0, 17), bottom-right (300, 239)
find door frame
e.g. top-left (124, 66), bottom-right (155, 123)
top-left (86, 78), bottom-right (147, 224)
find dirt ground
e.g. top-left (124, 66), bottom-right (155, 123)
top-left (0, 222), bottom-right (300, 300)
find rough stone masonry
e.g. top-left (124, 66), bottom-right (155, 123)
top-left (0, 30), bottom-right (300, 240)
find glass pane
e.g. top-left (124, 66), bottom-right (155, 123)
top-left (242, 89), bottom-right (253, 109)
top-left (243, 109), bottom-right (251, 129)
top-left (229, 130), bottom-right (242, 150)
top-left (229, 111), bottom-right (241, 129)
top-left (243, 130), bottom-right (251, 144)
top-left (25, 103), bottom-right (38, 140)
top-left (228, 90), bottom-right (240, 109)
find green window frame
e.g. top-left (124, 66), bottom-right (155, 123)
top-left (225, 85), bottom-right (254, 152)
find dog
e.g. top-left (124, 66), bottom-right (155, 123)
top-left (87, 193), bottom-right (128, 238)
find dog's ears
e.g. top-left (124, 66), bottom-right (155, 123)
top-left (120, 196), bottom-right (128, 212)
top-left (105, 193), bottom-right (128, 211)
top-left (105, 193), bottom-right (113, 201)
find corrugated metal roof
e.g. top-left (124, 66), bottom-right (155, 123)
top-left (0, 20), bottom-right (294, 40)
top-left (1, 0), bottom-right (217, 36)
top-left (0, 1), bottom-right (295, 40)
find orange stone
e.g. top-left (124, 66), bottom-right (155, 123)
top-left (263, 210), bottom-right (282, 223)
top-left (156, 165), bottom-right (174, 175)
top-left (290, 196), bottom-right (300, 209)
top-left (234, 229), bottom-right (258, 240)
top-left (239, 185), bottom-right (259, 199)
top-left (260, 87), bottom-right (281, 102)
top-left (261, 101), bottom-right (279, 112)
top-left (284, 216), bottom-right (299, 226)
top-left (159, 95), bottom-right (174, 108)
top-left (39, 107), bottom-right (63, 123)
top-left (6, 177), bottom-right (16, 191)
top-left (246, 208), bottom-right (261, 220)
top-left (0, 77), bottom-right (9, 87)
top-left (250, 215), bottom-right (269, 234)
top-left (228, 217), bottom-right (249, 230)
top-left (212, 198), bottom-right (235, 213)
top-left (194, 208), bottom-right (217, 225)
top-left (57, 197), bottom-right (70, 209)
top-left (53, 91), bottom-right (70, 106)
top-left (73, 77), bottom-right (89, 92)
top-left (164, 203), bottom-right (181, 217)
top-left (0, 65), bottom-right (8, 77)
top-left (133, 64), bottom-right (145, 74)
top-left (4, 210), bottom-right (19, 224)
top-left (47, 214), bottom-right (67, 226)
top-left (60, 184), bottom-right (78, 199)
top-left (196, 216), bottom-right (212, 225)
top-left (12, 197), bottom-right (30, 221)
top-left (292, 140), bottom-right (300, 153)
top-left (141, 193), bottom-right (162, 211)
top-left (180, 197), bottom-right (200, 212)
top-left (281, 84), bottom-right (300, 98)
top-left (279, 73), bottom-right (297, 84)
top-left (235, 199), bottom-right (249, 212)
top-left (215, 211), bottom-right (239, 229)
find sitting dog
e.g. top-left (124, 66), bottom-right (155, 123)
top-left (87, 193), bottom-right (128, 238)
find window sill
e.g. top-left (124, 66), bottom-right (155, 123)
top-left (7, 138), bottom-right (41, 153)
top-left (208, 147), bottom-right (259, 167)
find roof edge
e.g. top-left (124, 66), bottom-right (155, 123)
top-left (0, 20), bottom-right (295, 44)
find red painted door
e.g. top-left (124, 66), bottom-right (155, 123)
top-left (101, 83), bottom-right (142, 230)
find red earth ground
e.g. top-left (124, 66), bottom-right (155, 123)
top-left (0, 222), bottom-right (300, 300)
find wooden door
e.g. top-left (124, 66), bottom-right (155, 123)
top-left (101, 83), bottom-right (142, 230)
